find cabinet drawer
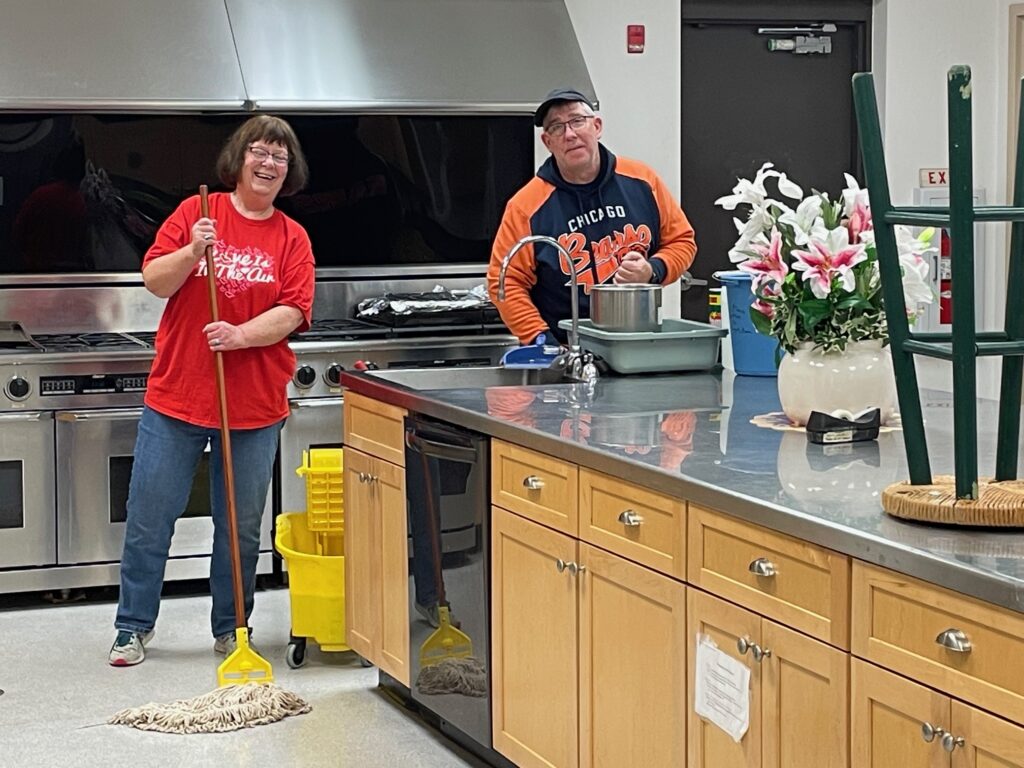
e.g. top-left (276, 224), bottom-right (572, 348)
top-left (579, 468), bottom-right (685, 579)
top-left (343, 392), bottom-right (406, 466)
top-left (688, 504), bottom-right (850, 648)
top-left (491, 440), bottom-right (578, 535)
top-left (852, 561), bottom-right (1024, 725)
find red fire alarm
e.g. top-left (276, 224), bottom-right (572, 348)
top-left (627, 24), bottom-right (645, 54)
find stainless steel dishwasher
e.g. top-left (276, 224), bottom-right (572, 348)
top-left (404, 414), bottom-right (492, 750)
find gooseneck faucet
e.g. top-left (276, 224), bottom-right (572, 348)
top-left (497, 234), bottom-right (597, 382)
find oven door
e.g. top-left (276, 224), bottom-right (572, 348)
top-left (0, 411), bottom-right (56, 569)
top-left (56, 408), bottom-right (272, 565)
top-left (280, 397), bottom-right (343, 515)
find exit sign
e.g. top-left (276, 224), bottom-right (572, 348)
top-left (919, 168), bottom-right (949, 186)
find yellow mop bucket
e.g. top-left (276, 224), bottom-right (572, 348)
top-left (275, 512), bottom-right (348, 656)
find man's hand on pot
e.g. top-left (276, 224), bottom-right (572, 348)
top-left (613, 251), bottom-right (654, 284)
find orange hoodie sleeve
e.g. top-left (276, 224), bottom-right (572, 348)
top-left (487, 195), bottom-right (552, 345)
top-left (617, 158), bottom-right (698, 285)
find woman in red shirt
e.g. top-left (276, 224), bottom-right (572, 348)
top-left (109, 116), bottom-right (315, 666)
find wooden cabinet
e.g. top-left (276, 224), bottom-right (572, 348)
top-left (342, 446), bottom-right (410, 686)
top-left (492, 440), bottom-right (578, 535)
top-left (492, 505), bottom-right (578, 768)
top-left (343, 391), bottom-right (406, 466)
top-left (688, 589), bottom-right (849, 768)
top-left (579, 467), bottom-right (686, 580)
top-left (491, 506), bottom-right (687, 768)
top-left (852, 562), bottom-right (1024, 726)
top-left (852, 659), bottom-right (1024, 768)
top-left (689, 504), bottom-right (850, 649)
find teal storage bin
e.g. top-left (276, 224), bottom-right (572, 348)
top-left (715, 271), bottom-right (779, 377)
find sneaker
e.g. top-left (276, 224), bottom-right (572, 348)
top-left (108, 629), bottom-right (154, 667)
top-left (415, 602), bottom-right (459, 629)
top-left (214, 629), bottom-right (256, 656)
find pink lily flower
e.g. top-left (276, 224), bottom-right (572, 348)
top-left (791, 228), bottom-right (867, 299)
top-left (752, 283), bottom-right (779, 318)
top-left (738, 229), bottom-right (788, 292)
top-left (846, 198), bottom-right (873, 244)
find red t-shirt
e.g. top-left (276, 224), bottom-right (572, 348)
top-left (143, 192), bottom-right (314, 429)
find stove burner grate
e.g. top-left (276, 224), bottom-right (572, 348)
top-left (32, 332), bottom-right (151, 352)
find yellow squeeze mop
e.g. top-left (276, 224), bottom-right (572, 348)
top-left (108, 186), bottom-right (310, 733)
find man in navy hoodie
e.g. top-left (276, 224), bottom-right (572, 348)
top-left (487, 87), bottom-right (697, 344)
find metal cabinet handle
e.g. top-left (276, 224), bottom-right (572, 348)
top-left (751, 644), bottom-right (772, 662)
top-left (556, 559), bottom-right (567, 572)
top-left (921, 722), bottom-right (945, 743)
top-left (357, 472), bottom-right (367, 483)
top-left (748, 557), bottom-right (777, 578)
top-left (617, 510), bottom-right (644, 527)
top-left (941, 733), bottom-right (965, 752)
top-left (523, 475), bottom-right (545, 490)
top-left (737, 637), bottom-right (752, 655)
top-left (935, 628), bottom-right (972, 653)
top-left (566, 562), bottom-right (586, 575)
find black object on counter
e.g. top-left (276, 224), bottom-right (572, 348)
top-left (805, 408), bottom-right (881, 444)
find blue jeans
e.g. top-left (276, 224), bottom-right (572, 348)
top-left (115, 406), bottom-right (282, 638)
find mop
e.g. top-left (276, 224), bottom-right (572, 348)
top-left (109, 186), bottom-right (310, 733)
top-left (414, 451), bottom-right (487, 698)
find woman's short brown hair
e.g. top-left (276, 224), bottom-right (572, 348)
top-left (216, 115), bottom-right (309, 197)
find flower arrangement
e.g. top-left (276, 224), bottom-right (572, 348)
top-left (715, 163), bottom-right (935, 354)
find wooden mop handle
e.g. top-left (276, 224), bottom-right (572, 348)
top-left (199, 185), bottom-right (247, 631)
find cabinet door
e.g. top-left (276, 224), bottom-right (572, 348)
top-left (950, 700), bottom-right (1024, 767)
top-left (761, 618), bottom-right (848, 768)
top-left (492, 506), bottom-right (578, 768)
top-left (579, 543), bottom-right (686, 768)
top-left (687, 589), bottom-right (762, 768)
top-left (344, 448), bottom-right (379, 662)
top-left (376, 455), bottom-right (409, 687)
top-left (851, 658), bottom-right (948, 768)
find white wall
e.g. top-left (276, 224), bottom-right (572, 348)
top-left (553, 0), bottom-right (684, 318)
top-left (873, 0), bottom-right (1014, 397)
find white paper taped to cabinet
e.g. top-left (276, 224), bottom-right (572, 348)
top-left (693, 633), bottom-right (750, 743)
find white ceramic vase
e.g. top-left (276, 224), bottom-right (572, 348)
top-left (776, 340), bottom-right (897, 426)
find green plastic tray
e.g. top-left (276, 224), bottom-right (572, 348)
top-left (558, 318), bottom-right (727, 374)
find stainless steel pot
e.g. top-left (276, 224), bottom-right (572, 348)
top-left (590, 284), bottom-right (662, 332)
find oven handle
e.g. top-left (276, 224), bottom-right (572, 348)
top-left (0, 411), bottom-right (49, 422)
top-left (289, 398), bottom-right (342, 410)
top-left (56, 408), bottom-right (144, 422)
top-left (405, 429), bottom-right (479, 464)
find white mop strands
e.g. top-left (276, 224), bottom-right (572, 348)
top-left (108, 683), bottom-right (311, 734)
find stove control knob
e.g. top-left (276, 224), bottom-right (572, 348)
top-left (324, 363), bottom-right (344, 387)
top-left (353, 360), bottom-right (379, 371)
top-left (5, 376), bottom-right (30, 401)
top-left (293, 365), bottom-right (317, 389)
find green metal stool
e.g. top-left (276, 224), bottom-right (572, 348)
top-left (853, 66), bottom-right (1024, 517)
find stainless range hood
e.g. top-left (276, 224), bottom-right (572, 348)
top-left (0, 0), bottom-right (596, 114)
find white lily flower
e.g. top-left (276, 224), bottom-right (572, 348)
top-left (841, 173), bottom-right (869, 216)
top-left (776, 173), bottom-right (804, 200)
top-left (715, 162), bottom-right (784, 211)
top-left (778, 196), bottom-right (825, 246)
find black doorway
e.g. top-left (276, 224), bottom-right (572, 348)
top-left (680, 3), bottom-right (870, 320)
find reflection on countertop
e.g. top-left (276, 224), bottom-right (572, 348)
top-left (344, 368), bottom-right (1024, 612)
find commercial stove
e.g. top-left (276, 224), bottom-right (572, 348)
top-left (0, 315), bottom-right (517, 594)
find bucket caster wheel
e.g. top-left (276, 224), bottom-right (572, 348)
top-left (358, 654), bottom-right (373, 668)
top-left (286, 635), bottom-right (307, 669)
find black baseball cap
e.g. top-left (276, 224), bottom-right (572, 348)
top-left (533, 87), bottom-right (596, 127)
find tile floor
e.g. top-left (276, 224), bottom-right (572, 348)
top-left (0, 585), bottom-right (488, 768)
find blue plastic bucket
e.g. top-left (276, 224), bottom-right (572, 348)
top-left (715, 271), bottom-right (779, 377)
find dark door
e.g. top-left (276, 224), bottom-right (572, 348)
top-left (681, 17), bottom-right (869, 319)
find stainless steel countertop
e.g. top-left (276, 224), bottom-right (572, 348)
top-left (341, 369), bottom-right (1024, 615)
